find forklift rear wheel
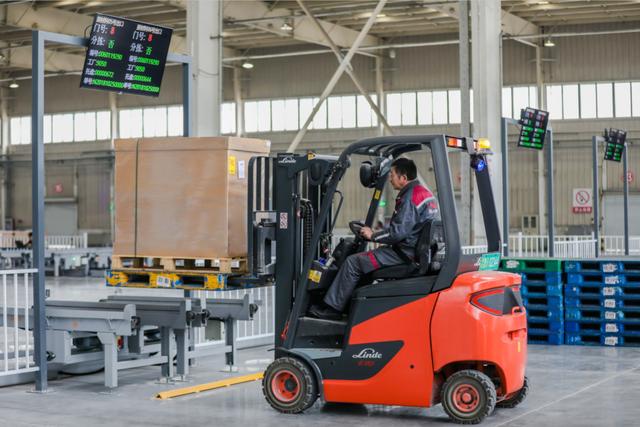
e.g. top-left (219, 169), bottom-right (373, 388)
top-left (496, 376), bottom-right (529, 408)
top-left (263, 357), bottom-right (318, 413)
top-left (441, 370), bottom-right (497, 424)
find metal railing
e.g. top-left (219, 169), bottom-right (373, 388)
top-left (602, 236), bottom-right (640, 256)
top-left (44, 234), bottom-right (88, 249)
top-left (0, 231), bottom-right (88, 249)
top-left (0, 269), bottom-right (38, 385)
top-left (508, 233), bottom-right (597, 259)
top-left (462, 245), bottom-right (488, 255)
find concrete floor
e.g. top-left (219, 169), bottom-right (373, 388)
top-left (1, 277), bottom-right (640, 426)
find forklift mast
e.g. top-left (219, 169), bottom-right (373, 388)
top-left (247, 153), bottom-right (339, 346)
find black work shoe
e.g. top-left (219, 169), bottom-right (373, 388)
top-left (308, 304), bottom-right (343, 321)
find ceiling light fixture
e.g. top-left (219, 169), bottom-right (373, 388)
top-left (242, 61), bottom-right (254, 70)
top-left (544, 38), bottom-right (555, 47)
top-left (280, 22), bottom-right (293, 31)
top-left (9, 80), bottom-right (19, 89)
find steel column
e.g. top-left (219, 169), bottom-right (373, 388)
top-left (459, 0), bottom-right (472, 246)
top-left (31, 30), bottom-right (47, 392)
top-left (501, 118), bottom-right (509, 256)
top-left (592, 136), bottom-right (600, 257)
top-left (288, 0), bottom-right (387, 153)
top-left (623, 143), bottom-right (630, 256)
top-left (546, 129), bottom-right (554, 257)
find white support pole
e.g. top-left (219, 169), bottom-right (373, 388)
top-left (187, 0), bottom-right (222, 136)
top-left (296, 0), bottom-right (393, 135)
top-left (288, 0), bottom-right (387, 153)
top-left (471, 0), bottom-right (502, 244)
top-left (458, 0), bottom-right (472, 246)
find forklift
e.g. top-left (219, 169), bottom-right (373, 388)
top-left (246, 135), bottom-right (528, 424)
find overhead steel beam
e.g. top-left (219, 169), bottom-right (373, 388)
top-left (167, 0), bottom-right (380, 50)
top-left (296, 0), bottom-right (392, 134)
top-left (287, 0), bottom-right (387, 153)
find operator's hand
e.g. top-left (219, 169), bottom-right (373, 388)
top-left (360, 226), bottom-right (373, 240)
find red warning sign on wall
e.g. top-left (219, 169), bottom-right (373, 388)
top-left (572, 188), bottom-right (592, 214)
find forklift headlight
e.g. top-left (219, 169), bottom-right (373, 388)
top-left (470, 155), bottom-right (486, 172)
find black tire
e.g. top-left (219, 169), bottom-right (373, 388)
top-left (262, 357), bottom-right (318, 414)
top-left (441, 370), bottom-right (497, 425)
top-left (496, 376), bottom-right (529, 409)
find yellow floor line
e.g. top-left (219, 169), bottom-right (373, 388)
top-left (156, 372), bottom-right (264, 400)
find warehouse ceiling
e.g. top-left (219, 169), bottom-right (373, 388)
top-left (0, 0), bottom-right (639, 75)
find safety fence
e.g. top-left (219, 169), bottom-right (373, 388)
top-left (0, 231), bottom-right (88, 249)
top-left (602, 236), bottom-right (640, 256)
top-left (0, 269), bottom-right (38, 386)
top-left (508, 233), bottom-right (597, 259)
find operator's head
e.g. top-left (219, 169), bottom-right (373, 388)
top-left (389, 158), bottom-right (417, 190)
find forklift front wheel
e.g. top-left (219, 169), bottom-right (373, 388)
top-left (263, 357), bottom-right (318, 413)
top-left (441, 369), bottom-right (497, 424)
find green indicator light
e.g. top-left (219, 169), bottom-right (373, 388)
top-left (523, 126), bottom-right (533, 131)
top-left (108, 40), bottom-right (115, 49)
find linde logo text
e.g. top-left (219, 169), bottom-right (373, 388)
top-left (352, 348), bottom-right (382, 359)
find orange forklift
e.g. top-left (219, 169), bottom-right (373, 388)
top-left (246, 135), bottom-right (528, 424)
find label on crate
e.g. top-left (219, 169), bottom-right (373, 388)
top-left (605, 323), bottom-right (619, 333)
top-left (605, 311), bottom-right (618, 320)
top-left (602, 263), bottom-right (617, 273)
top-left (604, 275), bottom-right (620, 285)
top-left (228, 155), bottom-right (237, 175)
top-left (602, 287), bottom-right (616, 296)
top-left (505, 260), bottom-right (519, 269)
top-left (156, 275), bottom-right (172, 288)
top-left (604, 336), bottom-right (619, 346)
top-left (604, 299), bottom-right (616, 308)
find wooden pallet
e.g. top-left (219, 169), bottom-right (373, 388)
top-left (111, 255), bottom-right (247, 274)
top-left (106, 269), bottom-right (227, 290)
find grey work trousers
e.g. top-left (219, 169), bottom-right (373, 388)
top-left (323, 246), bottom-right (407, 312)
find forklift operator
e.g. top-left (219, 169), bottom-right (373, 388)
top-left (309, 158), bottom-right (439, 320)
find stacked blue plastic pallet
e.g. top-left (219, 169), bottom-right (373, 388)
top-left (565, 260), bottom-right (640, 347)
top-left (521, 270), bottom-right (564, 345)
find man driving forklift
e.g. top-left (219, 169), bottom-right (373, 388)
top-left (309, 158), bottom-right (439, 320)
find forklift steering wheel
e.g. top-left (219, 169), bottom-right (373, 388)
top-left (349, 220), bottom-right (366, 237)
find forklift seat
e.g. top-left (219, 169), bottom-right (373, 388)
top-left (369, 219), bottom-right (444, 281)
